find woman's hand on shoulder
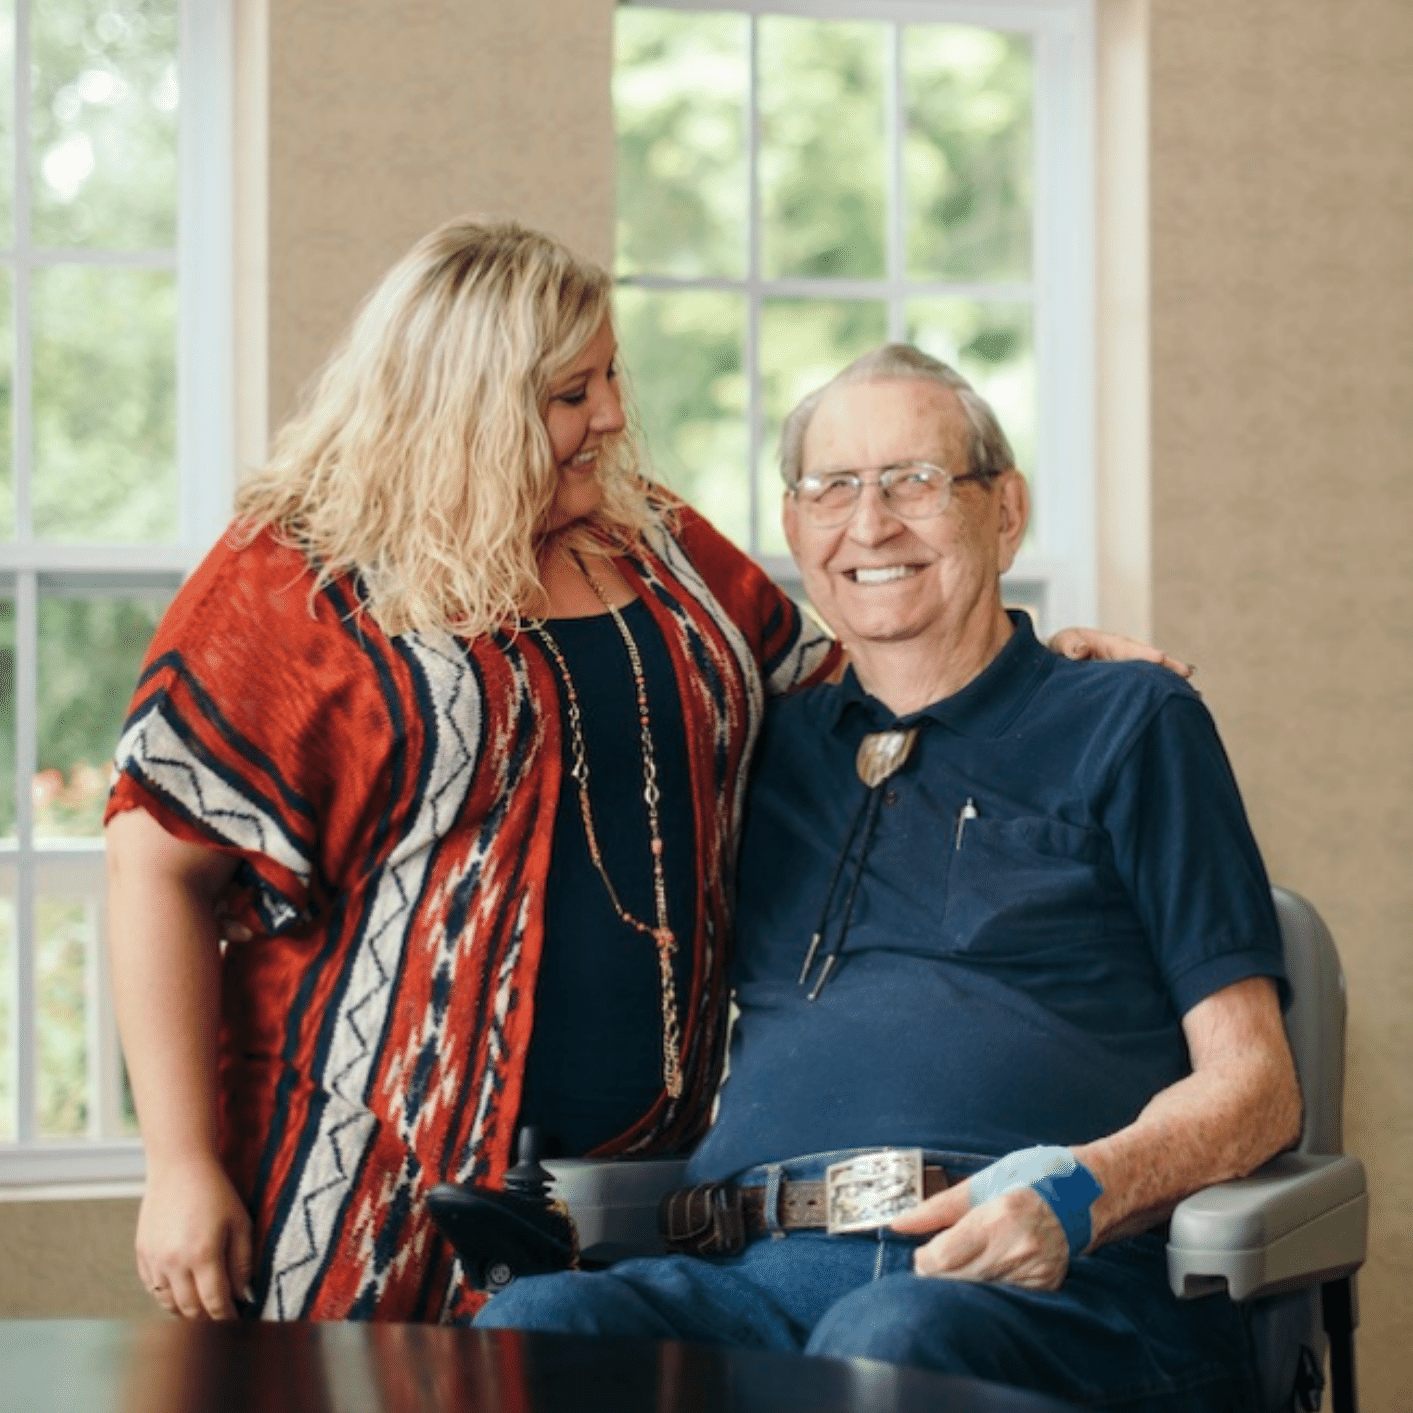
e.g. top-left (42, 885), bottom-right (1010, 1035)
top-left (136, 1151), bottom-right (253, 1320)
top-left (1048, 627), bottom-right (1193, 679)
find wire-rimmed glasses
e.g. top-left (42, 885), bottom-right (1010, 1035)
top-left (788, 461), bottom-right (991, 528)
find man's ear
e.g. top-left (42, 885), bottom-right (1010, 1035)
top-left (995, 470), bottom-right (1030, 575)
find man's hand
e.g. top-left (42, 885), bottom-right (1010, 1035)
top-left (891, 1178), bottom-right (1071, 1290)
top-left (136, 1152), bottom-right (253, 1319)
top-left (1049, 626), bottom-right (1193, 679)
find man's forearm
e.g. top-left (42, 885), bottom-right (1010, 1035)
top-left (894, 974), bottom-right (1301, 1287)
top-left (1072, 976), bottom-right (1302, 1247)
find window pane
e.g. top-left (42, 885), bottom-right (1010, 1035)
top-left (908, 298), bottom-right (1034, 473)
top-left (36, 896), bottom-right (91, 1138)
top-left (31, 0), bottom-right (178, 249)
top-left (757, 298), bottom-right (887, 556)
top-left (615, 285), bottom-right (748, 545)
top-left (759, 18), bottom-right (887, 280)
top-left (120, 1052), bottom-right (136, 1133)
top-left (0, 269), bottom-right (12, 539)
top-left (0, 882), bottom-right (13, 1140)
top-left (905, 26), bottom-right (1033, 283)
top-left (615, 8), bottom-right (747, 280)
top-left (0, 2), bottom-right (14, 246)
top-left (1001, 579), bottom-right (1045, 624)
top-left (0, 598), bottom-right (13, 839)
top-left (36, 590), bottom-right (170, 841)
top-left (32, 265), bottom-right (177, 541)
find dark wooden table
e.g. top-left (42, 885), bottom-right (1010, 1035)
top-left (1, 1319), bottom-right (1081, 1413)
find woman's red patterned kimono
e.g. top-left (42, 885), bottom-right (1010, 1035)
top-left (106, 506), bottom-right (838, 1321)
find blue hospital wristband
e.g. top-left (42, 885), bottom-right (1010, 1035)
top-left (968, 1146), bottom-right (1104, 1259)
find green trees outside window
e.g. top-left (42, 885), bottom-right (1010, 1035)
top-left (0, 0), bottom-right (182, 1150)
top-left (613, 7), bottom-right (1036, 565)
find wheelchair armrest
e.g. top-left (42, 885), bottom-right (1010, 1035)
top-left (543, 1156), bottom-right (689, 1265)
top-left (1166, 1151), bottom-right (1367, 1301)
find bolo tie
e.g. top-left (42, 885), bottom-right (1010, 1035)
top-left (798, 725), bottom-right (920, 1000)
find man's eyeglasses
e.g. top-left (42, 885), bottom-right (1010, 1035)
top-left (789, 461), bottom-right (991, 528)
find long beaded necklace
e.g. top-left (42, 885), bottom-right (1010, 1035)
top-left (531, 551), bottom-right (684, 1100)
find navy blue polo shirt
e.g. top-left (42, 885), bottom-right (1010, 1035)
top-left (689, 612), bottom-right (1286, 1182)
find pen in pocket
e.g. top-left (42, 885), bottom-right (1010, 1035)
top-left (954, 796), bottom-right (978, 850)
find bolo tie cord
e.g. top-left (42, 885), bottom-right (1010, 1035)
top-left (798, 783), bottom-right (888, 1000)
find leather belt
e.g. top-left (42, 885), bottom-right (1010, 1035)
top-left (741, 1163), bottom-right (953, 1236)
top-left (659, 1158), bottom-right (954, 1258)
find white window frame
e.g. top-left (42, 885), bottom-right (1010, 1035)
top-left (617, 0), bottom-right (1096, 630)
top-left (0, 0), bottom-right (234, 1187)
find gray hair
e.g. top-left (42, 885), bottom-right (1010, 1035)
top-left (778, 343), bottom-right (1015, 487)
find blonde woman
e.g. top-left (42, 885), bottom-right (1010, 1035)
top-left (106, 217), bottom-right (845, 1326)
top-left (106, 216), bottom-right (1162, 1326)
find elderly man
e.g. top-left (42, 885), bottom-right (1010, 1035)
top-left (479, 346), bottom-right (1301, 1413)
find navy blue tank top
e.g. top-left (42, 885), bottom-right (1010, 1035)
top-left (517, 599), bottom-right (697, 1156)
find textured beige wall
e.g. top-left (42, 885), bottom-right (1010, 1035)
top-left (1150, 3), bottom-right (1413, 1406)
top-left (0, 1198), bottom-right (150, 1317)
top-left (267, 0), bottom-right (618, 432)
top-left (1095, 0), bottom-right (1151, 643)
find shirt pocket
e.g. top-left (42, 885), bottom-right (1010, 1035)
top-left (940, 815), bottom-right (1106, 958)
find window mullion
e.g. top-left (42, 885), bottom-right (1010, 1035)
top-left (11, 0), bottom-right (36, 1148)
top-left (745, 15), bottom-right (763, 555)
top-left (621, 272), bottom-right (1034, 302)
top-left (28, 249), bottom-right (175, 267)
top-left (886, 21), bottom-right (907, 343)
top-left (14, 0), bottom-right (33, 544)
top-left (14, 569), bottom-right (37, 1144)
top-left (178, 0), bottom-right (236, 553)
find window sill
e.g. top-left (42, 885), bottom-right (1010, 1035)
top-left (0, 1143), bottom-right (145, 1191)
top-left (0, 1178), bottom-right (143, 1203)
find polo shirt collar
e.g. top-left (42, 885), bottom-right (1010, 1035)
top-left (826, 610), bottom-right (1053, 738)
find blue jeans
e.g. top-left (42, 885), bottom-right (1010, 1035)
top-left (474, 1151), bottom-right (1260, 1413)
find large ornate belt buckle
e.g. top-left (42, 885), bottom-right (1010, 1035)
top-left (824, 1149), bottom-right (924, 1234)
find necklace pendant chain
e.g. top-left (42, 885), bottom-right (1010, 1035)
top-left (534, 551), bottom-right (684, 1101)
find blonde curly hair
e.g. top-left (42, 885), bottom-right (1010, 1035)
top-left (235, 216), bottom-right (655, 637)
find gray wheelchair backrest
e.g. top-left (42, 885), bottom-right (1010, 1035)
top-left (1272, 886), bottom-right (1347, 1154)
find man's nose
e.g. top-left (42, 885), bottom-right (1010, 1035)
top-left (847, 481), bottom-right (904, 545)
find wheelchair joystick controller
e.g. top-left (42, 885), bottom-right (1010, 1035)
top-left (426, 1126), bottom-right (576, 1292)
top-left (502, 1126), bottom-right (555, 1200)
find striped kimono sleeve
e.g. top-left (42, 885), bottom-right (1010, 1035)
top-left (104, 530), bottom-right (406, 933)
top-left (665, 502), bottom-right (842, 695)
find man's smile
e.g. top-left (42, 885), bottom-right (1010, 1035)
top-left (845, 564), bottom-right (924, 585)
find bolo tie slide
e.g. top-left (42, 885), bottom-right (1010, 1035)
top-left (799, 727), bottom-right (920, 1000)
